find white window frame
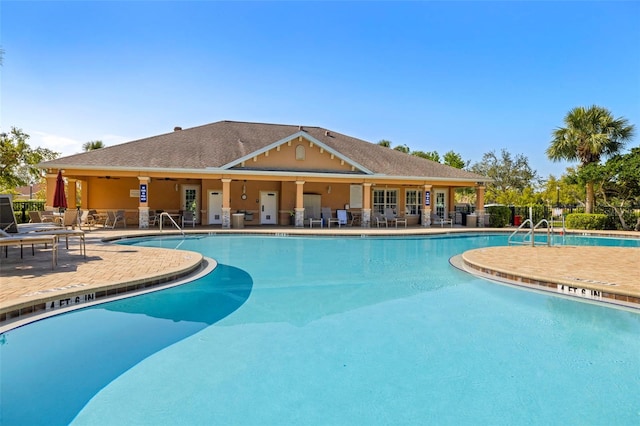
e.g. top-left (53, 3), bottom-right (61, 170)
top-left (405, 189), bottom-right (423, 216)
top-left (373, 188), bottom-right (398, 215)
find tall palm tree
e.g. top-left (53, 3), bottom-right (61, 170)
top-left (82, 140), bottom-right (105, 151)
top-left (547, 105), bottom-right (635, 213)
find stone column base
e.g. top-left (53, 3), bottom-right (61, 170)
top-left (222, 207), bottom-right (231, 229)
top-left (138, 207), bottom-right (150, 229)
top-left (295, 208), bottom-right (305, 228)
top-left (362, 209), bottom-right (371, 228)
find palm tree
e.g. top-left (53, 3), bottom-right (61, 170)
top-left (547, 105), bottom-right (635, 213)
top-left (82, 140), bottom-right (105, 151)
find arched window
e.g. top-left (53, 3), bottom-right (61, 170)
top-left (295, 145), bottom-right (305, 160)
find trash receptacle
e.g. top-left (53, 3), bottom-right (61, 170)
top-left (466, 214), bottom-right (477, 228)
top-left (514, 215), bottom-right (522, 226)
top-left (232, 213), bottom-right (245, 229)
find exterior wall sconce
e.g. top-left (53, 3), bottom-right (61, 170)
top-left (327, 185), bottom-right (332, 194)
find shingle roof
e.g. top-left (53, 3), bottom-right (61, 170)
top-left (40, 120), bottom-right (486, 181)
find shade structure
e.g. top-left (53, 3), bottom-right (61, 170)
top-left (52, 170), bottom-right (67, 210)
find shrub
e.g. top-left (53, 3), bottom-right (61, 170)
top-left (486, 205), bottom-right (511, 228)
top-left (565, 213), bottom-right (608, 230)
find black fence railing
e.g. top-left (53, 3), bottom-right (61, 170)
top-left (11, 200), bottom-right (47, 224)
top-left (510, 204), bottom-right (638, 230)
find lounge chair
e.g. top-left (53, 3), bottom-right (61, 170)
top-left (321, 207), bottom-right (341, 228)
top-left (0, 230), bottom-right (58, 269)
top-left (0, 195), bottom-right (85, 256)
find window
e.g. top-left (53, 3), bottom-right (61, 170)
top-left (405, 189), bottom-right (423, 215)
top-left (295, 145), bottom-right (305, 160)
top-left (373, 189), bottom-right (397, 215)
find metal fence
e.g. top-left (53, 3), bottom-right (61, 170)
top-left (12, 200), bottom-right (47, 224)
top-left (511, 204), bottom-right (638, 230)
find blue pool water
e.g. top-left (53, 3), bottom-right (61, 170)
top-left (1, 234), bottom-right (639, 425)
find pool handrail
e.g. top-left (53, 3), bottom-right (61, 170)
top-left (158, 212), bottom-right (185, 236)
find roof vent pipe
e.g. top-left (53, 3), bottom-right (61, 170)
top-left (325, 131), bottom-right (330, 136)
top-left (174, 126), bottom-right (182, 131)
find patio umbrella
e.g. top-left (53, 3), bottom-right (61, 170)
top-left (52, 170), bottom-right (67, 211)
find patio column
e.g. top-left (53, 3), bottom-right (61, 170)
top-left (221, 178), bottom-right (232, 229)
top-left (422, 184), bottom-right (432, 226)
top-left (79, 180), bottom-right (88, 210)
top-left (45, 173), bottom-right (57, 209)
top-left (67, 178), bottom-right (77, 209)
top-left (138, 177), bottom-right (150, 229)
top-left (362, 183), bottom-right (372, 227)
top-left (475, 184), bottom-right (486, 227)
top-left (295, 180), bottom-right (305, 228)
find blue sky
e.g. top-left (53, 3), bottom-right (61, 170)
top-left (2, 1), bottom-right (639, 178)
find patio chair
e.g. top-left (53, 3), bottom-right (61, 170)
top-left (321, 207), bottom-right (340, 228)
top-left (431, 213), bottom-right (453, 227)
top-left (337, 209), bottom-right (348, 226)
top-left (107, 210), bottom-right (127, 229)
top-left (182, 210), bottom-right (196, 228)
top-left (384, 208), bottom-right (407, 228)
top-left (374, 212), bottom-right (388, 227)
top-left (308, 212), bottom-right (323, 228)
top-left (78, 209), bottom-right (96, 230)
top-left (61, 210), bottom-right (79, 229)
top-left (348, 210), bottom-right (362, 226)
top-left (28, 211), bottom-right (44, 223)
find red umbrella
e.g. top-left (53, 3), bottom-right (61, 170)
top-left (52, 170), bottom-right (67, 210)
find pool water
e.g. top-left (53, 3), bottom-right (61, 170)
top-left (1, 234), bottom-right (639, 425)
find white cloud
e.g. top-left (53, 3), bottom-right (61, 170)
top-left (31, 131), bottom-right (82, 157)
top-left (29, 131), bottom-right (131, 158)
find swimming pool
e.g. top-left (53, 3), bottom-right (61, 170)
top-left (1, 234), bottom-right (639, 425)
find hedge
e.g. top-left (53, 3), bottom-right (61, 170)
top-left (486, 205), bottom-right (511, 228)
top-left (565, 213), bottom-right (608, 230)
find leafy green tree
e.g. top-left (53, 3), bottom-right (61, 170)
top-left (595, 147), bottom-right (640, 229)
top-left (0, 127), bottom-right (59, 191)
top-left (377, 139), bottom-right (391, 148)
top-left (547, 105), bottom-right (635, 213)
top-left (443, 150), bottom-right (467, 169)
top-left (82, 140), bottom-right (105, 151)
top-left (470, 149), bottom-right (540, 204)
top-left (412, 150), bottom-right (440, 162)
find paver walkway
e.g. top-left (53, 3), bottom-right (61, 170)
top-left (461, 245), bottom-right (640, 308)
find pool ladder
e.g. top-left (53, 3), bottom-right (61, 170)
top-left (508, 215), bottom-right (566, 247)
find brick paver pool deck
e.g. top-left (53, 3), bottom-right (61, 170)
top-left (1, 226), bottom-right (638, 331)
